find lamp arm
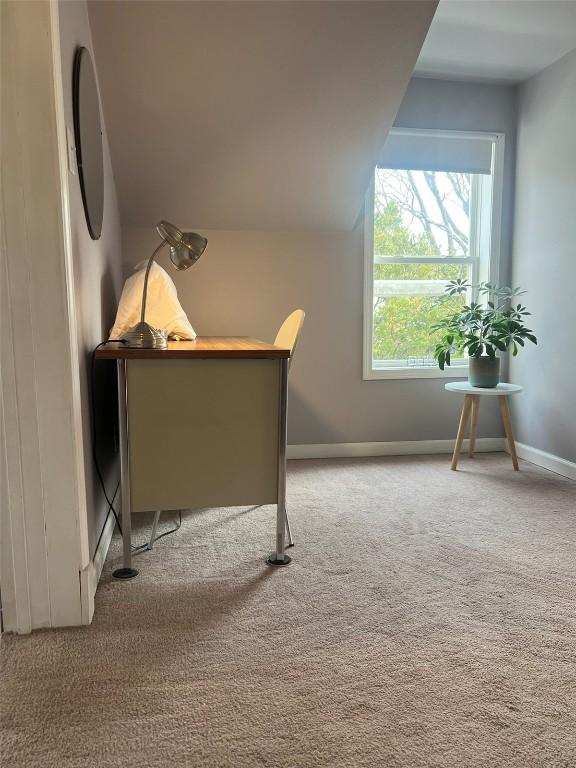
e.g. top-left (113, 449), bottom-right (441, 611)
top-left (140, 241), bottom-right (168, 324)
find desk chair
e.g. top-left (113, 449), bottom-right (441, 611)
top-left (145, 310), bottom-right (305, 552)
top-left (275, 309), bottom-right (305, 369)
top-left (273, 309), bottom-right (305, 548)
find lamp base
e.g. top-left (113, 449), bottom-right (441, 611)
top-left (123, 322), bottom-right (168, 349)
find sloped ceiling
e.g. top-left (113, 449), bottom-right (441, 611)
top-left (416, 1), bottom-right (576, 82)
top-left (88, 1), bottom-right (437, 231)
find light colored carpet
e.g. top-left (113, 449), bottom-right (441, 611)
top-left (2, 454), bottom-right (576, 767)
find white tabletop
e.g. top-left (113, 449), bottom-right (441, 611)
top-left (445, 382), bottom-right (523, 396)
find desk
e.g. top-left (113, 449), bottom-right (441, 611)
top-left (96, 338), bottom-right (292, 577)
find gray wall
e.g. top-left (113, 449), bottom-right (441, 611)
top-left (122, 78), bottom-right (518, 446)
top-left (58, 1), bottom-right (123, 556)
top-left (510, 49), bottom-right (576, 463)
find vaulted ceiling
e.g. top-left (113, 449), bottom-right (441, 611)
top-left (417, 0), bottom-right (576, 82)
top-left (88, 1), bottom-right (437, 231)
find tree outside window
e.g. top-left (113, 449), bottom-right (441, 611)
top-left (372, 168), bottom-right (473, 364)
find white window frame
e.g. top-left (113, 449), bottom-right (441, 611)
top-left (363, 128), bottom-right (505, 380)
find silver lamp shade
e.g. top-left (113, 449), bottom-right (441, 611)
top-left (156, 221), bottom-right (207, 270)
top-left (122, 220), bottom-right (207, 349)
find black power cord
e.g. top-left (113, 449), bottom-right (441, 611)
top-left (91, 340), bottom-right (183, 554)
top-left (91, 341), bottom-right (124, 536)
top-left (131, 510), bottom-right (183, 556)
top-left (92, 481), bottom-right (119, 556)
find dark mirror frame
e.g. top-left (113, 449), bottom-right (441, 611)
top-left (73, 46), bottom-right (104, 240)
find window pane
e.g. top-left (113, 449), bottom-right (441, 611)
top-left (372, 263), bottom-right (468, 365)
top-left (375, 168), bottom-right (472, 258)
top-left (366, 134), bottom-right (500, 375)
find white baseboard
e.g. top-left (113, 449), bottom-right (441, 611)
top-left (79, 511), bottom-right (116, 624)
top-left (512, 442), bottom-right (576, 481)
top-left (287, 438), bottom-right (576, 481)
top-left (287, 438), bottom-right (506, 460)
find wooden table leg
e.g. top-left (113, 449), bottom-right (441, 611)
top-left (451, 395), bottom-right (473, 471)
top-left (499, 395), bottom-right (519, 470)
top-left (468, 395), bottom-right (480, 457)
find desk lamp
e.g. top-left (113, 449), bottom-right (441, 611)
top-left (123, 220), bottom-right (207, 349)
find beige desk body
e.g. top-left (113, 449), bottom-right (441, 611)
top-left (96, 338), bottom-right (291, 572)
top-left (127, 357), bottom-right (280, 512)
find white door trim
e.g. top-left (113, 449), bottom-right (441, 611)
top-left (49, 0), bottom-right (91, 570)
top-left (0, 226), bottom-right (34, 634)
top-left (0, 0), bottom-right (88, 633)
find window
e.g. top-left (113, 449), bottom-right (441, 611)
top-left (363, 129), bottom-right (504, 379)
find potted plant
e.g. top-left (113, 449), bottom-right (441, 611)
top-left (431, 280), bottom-right (537, 387)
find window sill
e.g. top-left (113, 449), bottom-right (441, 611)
top-left (364, 366), bottom-right (469, 381)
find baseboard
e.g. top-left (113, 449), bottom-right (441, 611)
top-left (512, 442), bottom-right (576, 481)
top-left (79, 511), bottom-right (116, 625)
top-left (287, 438), bottom-right (506, 460)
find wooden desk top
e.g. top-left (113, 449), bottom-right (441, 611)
top-left (95, 337), bottom-right (291, 360)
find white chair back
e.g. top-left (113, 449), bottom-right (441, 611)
top-left (274, 309), bottom-right (305, 363)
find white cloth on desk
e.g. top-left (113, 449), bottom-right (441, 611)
top-left (109, 261), bottom-right (196, 341)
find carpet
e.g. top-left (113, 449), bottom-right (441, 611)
top-left (2, 454), bottom-right (576, 767)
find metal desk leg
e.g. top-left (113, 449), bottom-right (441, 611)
top-left (285, 510), bottom-right (294, 548)
top-left (113, 359), bottom-right (138, 579)
top-left (148, 510), bottom-right (162, 550)
top-left (268, 357), bottom-right (291, 567)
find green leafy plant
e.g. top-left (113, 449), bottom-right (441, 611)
top-left (430, 281), bottom-right (537, 370)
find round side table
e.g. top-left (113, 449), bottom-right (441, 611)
top-left (445, 382), bottom-right (523, 471)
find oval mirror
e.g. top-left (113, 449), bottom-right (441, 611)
top-left (73, 46), bottom-right (104, 240)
